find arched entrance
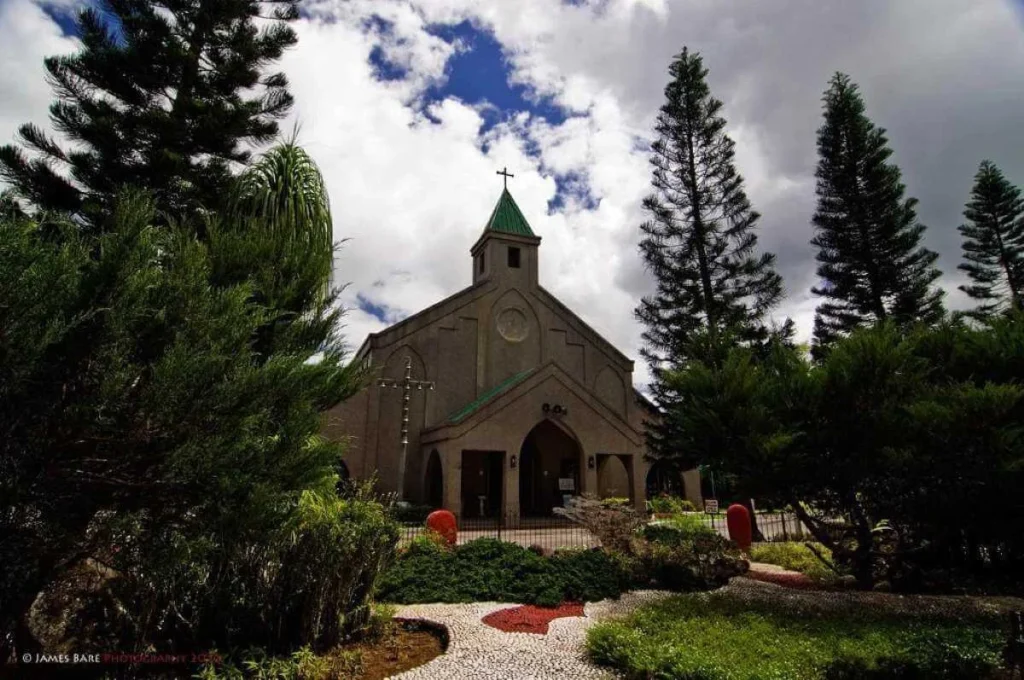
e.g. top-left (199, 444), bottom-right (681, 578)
top-left (646, 460), bottom-right (682, 498)
top-left (424, 449), bottom-right (443, 509)
top-left (597, 455), bottom-right (631, 500)
top-left (519, 420), bottom-right (583, 517)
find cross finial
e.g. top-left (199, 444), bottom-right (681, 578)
top-left (496, 166), bottom-right (515, 189)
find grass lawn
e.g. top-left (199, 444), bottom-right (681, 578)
top-left (750, 542), bottom-right (838, 584)
top-left (587, 579), bottom-right (1015, 680)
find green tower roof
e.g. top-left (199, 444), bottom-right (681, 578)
top-left (483, 188), bottom-right (536, 237)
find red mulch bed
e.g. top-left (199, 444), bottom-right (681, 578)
top-left (482, 603), bottom-right (586, 634)
top-left (745, 569), bottom-right (819, 590)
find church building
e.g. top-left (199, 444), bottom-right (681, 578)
top-left (324, 186), bottom-right (702, 522)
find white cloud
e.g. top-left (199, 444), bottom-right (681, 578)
top-left (0, 1), bottom-right (79, 160)
top-left (4, 0), bottom-right (1024, 388)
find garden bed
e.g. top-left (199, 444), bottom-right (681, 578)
top-left (586, 578), bottom-right (1022, 679)
top-left (329, 618), bottom-right (448, 679)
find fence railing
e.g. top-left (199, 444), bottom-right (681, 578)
top-left (398, 514), bottom-right (600, 552)
top-left (700, 511), bottom-right (810, 543)
top-left (397, 511), bottom-right (810, 552)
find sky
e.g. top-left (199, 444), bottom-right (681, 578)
top-left (3, 0), bottom-right (1024, 390)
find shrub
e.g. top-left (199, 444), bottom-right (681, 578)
top-left (554, 494), bottom-right (645, 554)
top-left (641, 514), bottom-right (717, 543)
top-left (378, 538), bottom-right (563, 606)
top-left (633, 532), bottom-right (747, 591)
top-left (393, 503), bottom-right (434, 524)
top-left (552, 549), bottom-right (632, 602)
top-left (269, 489), bottom-right (399, 649)
top-left (378, 539), bottom-right (632, 606)
top-left (648, 494), bottom-right (696, 515)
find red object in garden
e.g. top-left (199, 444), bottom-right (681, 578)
top-left (425, 510), bottom-right (457, 546)
top-left (482, 603), bottom-right (585, 635)
top-left (726, 503), bottom-right (752, 550)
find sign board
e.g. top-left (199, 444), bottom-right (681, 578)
top-left (704, 499), bottom-right (719, 514)
top-left (558, 477), bottom-right (575, 491)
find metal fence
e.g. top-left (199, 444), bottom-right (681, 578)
top-left (702, 512), bottom-right (811, 543)
top-left (397, 511), bottom-right (810, 552)
top-left (398, 514), bottom-right (600, 552)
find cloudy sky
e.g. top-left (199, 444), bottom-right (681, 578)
top-left (3, 0), bottom-right (1024, 388)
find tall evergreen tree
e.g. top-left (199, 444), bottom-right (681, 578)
top-left (635, 47), bottom-right (785, 465)
top-left (810, 73), bottom-right (944, 356)
top-left (0, 0), bottom-right (299, 226)
top-left (958, 160), bottom-right (1024, 318)
top-left (0, 145), bottom-right (368, 656)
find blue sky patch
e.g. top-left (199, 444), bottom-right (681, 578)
top-left (356, 293), bottom-right (393, 323)
top-left (421, 20), bottom-right (568, 133)
top-left (40, 1), bottom-right (81, 37)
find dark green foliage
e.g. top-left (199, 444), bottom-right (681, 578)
top-left (666, 319), bottom-right (1024, 591)
top-left (810, 74), bottom-right (944, 357)
top-left (0, 0), bottom-right (299, 225)
top-left (552, 549), bottom-right (634, 602)
top-left (586, 588), bottom-right (1005, 680)
top-left (377, 539), bottom-right (638, 606)
top-left (635, 524), bottom-right (747, 591)
top-left (377, 538), bottom-right (566, 606)
top-left (635, 47), bottom-right (786, 467)
top-left (958, 160), bottom-right (1024, 318)
top-left (0, 144), bottom-right (376, 657)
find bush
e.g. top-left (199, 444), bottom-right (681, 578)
top-left (378, 538), bottom-right (632, 606)
top-left (393, 503), bottom-right (435, 524)
top-left (554, 495), bottom-right (645, 554)
top-left (552, 549), bottom-right (633, 602)
top-left (633, 532), bottom-right (747, 591)
top-left (648, 495), bottom-right (696, 515)
top-left (641, 514), bottom-right (717, 543)
top-left (113, 483), bottom-right (399, 655)
top-left (268, 488), bottom-right (399, 649)
top-left (750, 542), bottom-right (839, 583)
top-left (586, 587), bottom-right (1005, 680)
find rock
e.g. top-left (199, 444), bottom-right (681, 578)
top-left (27, 558), bottom-right (130, 654)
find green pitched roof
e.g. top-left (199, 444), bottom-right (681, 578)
top-left (446, 368), bottom-right (536, 424)
top-left (483, 189), bottom-right (535, 237)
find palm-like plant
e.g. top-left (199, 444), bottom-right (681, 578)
top-left (209, 142), bottom-right (343, 359)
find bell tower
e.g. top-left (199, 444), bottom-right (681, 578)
top-left (471, 170), bottom-right (541, 290)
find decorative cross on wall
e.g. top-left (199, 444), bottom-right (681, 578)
top-left (496, 166), bottom-right (515, 189)
top-left (378, 356), bottom-right (435, 501)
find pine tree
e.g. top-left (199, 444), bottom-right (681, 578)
top-left (635, 47), bottom-right (784, 465)
top-left (0, 0), bottom-right (299, 226)
top-left (810, 74), bottom-right (944, 356)
top-left (958, 160), bottom-right (1024, 318)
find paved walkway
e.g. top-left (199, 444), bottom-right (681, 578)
top-left (390, 591), bottom-right (672, 679)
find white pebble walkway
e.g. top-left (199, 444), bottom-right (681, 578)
top-left (389, 590), bottom-right (672, 680)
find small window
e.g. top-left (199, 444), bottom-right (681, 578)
top-left (508, 247), bottom-right (521, 268)
top-left (479, 252), bottom-right (485, 273)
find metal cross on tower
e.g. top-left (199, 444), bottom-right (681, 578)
top-left (378, 356), bottom-right (435, 500)
top-left (496, 166), bottom-right (515, 189)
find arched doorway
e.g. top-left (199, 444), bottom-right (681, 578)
top-left (597, 455), bottom-right (630, 500)
top-left (646, 460), bottom-right (682, 498)
top-left (424, 449), bottom-right (443, 509)
top-left (519, 420), bottom-right (582, 517)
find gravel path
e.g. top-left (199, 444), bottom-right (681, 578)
top-left (389, 590), bottom-right (672, 679)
